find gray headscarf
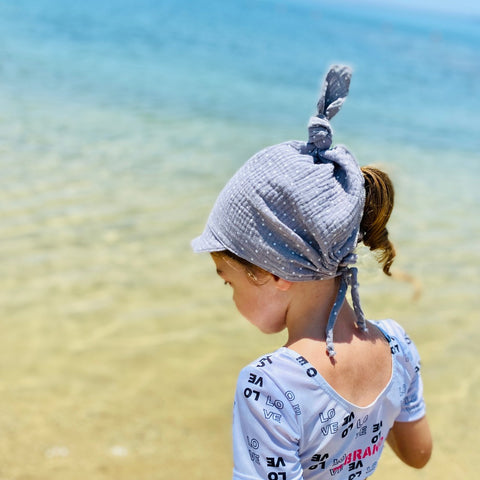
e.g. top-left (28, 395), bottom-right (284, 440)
top-left (192, 65), bottom-right (367, 356)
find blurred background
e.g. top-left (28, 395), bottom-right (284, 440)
top-left (0, 0), bottom-right (479, 478)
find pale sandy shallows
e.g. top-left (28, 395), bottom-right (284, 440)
top-left (1, 116), bottom-right (479, 478)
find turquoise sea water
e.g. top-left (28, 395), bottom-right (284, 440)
top-left (0, 1), bottom-right (479, 478)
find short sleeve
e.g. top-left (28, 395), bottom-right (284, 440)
top-left (379, 320), bottom-right (427, 423)
top-left (232, 364), bottom-right (303, 480)
top-left (396, 333), bottom-right (426, 422)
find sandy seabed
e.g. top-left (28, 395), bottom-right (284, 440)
top-left (0, 115), bottom-right (478, 479)
top-left (0, 243), bottom-right (478, 480)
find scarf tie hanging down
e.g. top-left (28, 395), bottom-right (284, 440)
top-left (325, 266), bottom-right (368, 358)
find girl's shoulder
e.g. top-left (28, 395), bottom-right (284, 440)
top-left (238, 348), bottom-right (296, 379)
top-left (370, 319), bottom-right (422, 373)
top-left (370, 318), bottom-right (409, 341)
top-left (236, 348), bottom-right (310, 394)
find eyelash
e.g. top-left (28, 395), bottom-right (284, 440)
top-left (224, 281), bottom-right (231, 286)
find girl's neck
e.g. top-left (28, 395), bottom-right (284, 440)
top-left (284, 278), bottom-right (357, 347)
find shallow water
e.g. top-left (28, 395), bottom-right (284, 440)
top-left (0, 0), bottom-right (479, 478)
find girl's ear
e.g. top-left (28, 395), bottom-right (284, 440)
top-left (272, 276), bottom-right (293, 292)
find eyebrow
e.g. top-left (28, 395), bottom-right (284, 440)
top-left (216, 269), bottom-right (223, 276)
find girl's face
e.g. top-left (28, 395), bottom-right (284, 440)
top-left (212, 255), bottom-right (290, 334)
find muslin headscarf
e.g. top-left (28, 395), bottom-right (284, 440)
top-left (192, 65), bottom-right (367, 356)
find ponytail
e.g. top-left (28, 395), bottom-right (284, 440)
top-left (360, 166), bottom-right (396, 276)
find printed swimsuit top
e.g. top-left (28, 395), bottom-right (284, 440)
top-left (232, 319), bottom-right (426, 480)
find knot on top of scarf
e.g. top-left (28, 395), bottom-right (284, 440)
top-left (308, 116), bottom-right (333, 150)
top-left (307, 65), bottom-right (352, 152)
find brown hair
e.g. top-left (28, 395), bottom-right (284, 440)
top-left (360, 166), bottom-right (396, 276)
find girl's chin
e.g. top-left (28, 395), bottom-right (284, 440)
top-left (255, 323), bottom-right (286, 335)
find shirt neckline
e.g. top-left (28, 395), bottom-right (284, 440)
top-left (277, 337), bottom-right (395, 410)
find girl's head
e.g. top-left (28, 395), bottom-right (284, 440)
top-left (210, 165), bottom-right (396, 284)
top-left (192, 65), bottom-right (395, 355)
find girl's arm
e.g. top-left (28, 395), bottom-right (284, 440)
top-left (386, 416), bottom-right (432, 468)
top-left (232, 365), bottom-right (304, 480)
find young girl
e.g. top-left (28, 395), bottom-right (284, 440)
top-left (192, 65), bottom-right (432, 479)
